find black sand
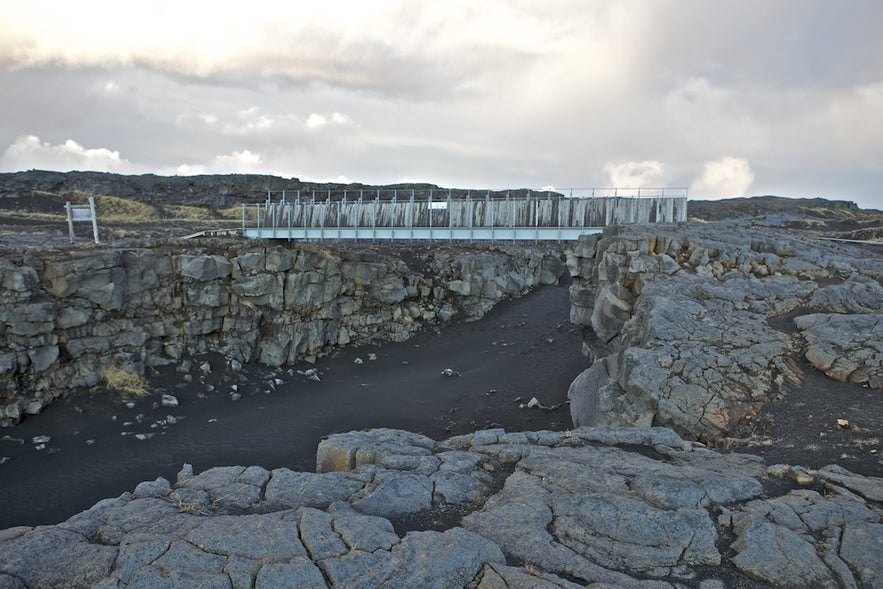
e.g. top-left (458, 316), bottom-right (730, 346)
top-left (0, 283), bottom-right (586, 529)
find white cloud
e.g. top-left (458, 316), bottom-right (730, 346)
top-left (306, 112), bottom-right (351, 130)
top-left (0, 135), bottom-right (135, 172)
top-left (604, 161), bottom-right (666, 188)
top-left (166, 149), bottom-right (265, 176)
top-left (690, 157), bottom-right (755, 198)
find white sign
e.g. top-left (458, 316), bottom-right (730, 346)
top-left (70, 207), bottom-right (94, 221)
top-left (66, 197), bottom-right (100, 244)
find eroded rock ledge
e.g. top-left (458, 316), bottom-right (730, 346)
top-left (0, 242), bottom-right (565, 425)
top-left (567, 220), bottom-right (883, 442)
top-left (1, 426), bottom-right (881, 588)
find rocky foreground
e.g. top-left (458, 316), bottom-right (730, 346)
top-left (1, 426), bottom-right (881, 588)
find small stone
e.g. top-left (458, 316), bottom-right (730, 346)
top-left (301, 368), bottom-right (321, 382)
top-left (161, 395), bottom-right (179, 408)
top-left (441, 368), bottom-right (461, 377)
top-left (125, 402), bottom-right (136, 409)
top-left (229, 358), bottom-right (243, 371)
top-left (32, 435), bottom-right (51, 445)
top-left (368, 353), bottom-right (377, 361)
top-left (0, 457), bottom-right (10, 464)
top-left (230, 393), bottom-right (242, 401)
top-left (274, 378), bottom-right (284, 386)
top-left (135, 433), bottom-right (154, 441)
top-left (230, 384), bottom-right (239, 392)
top-left (354, 357), bottom-right (364, 364)
top-left (526, 397), bottom-right (541, 409)
top-left (199, 361), bottom-right (212, 374)
top-left (837, 418), bottom-right (850, 429)
top-left (86, 439), bottom-right (95, 445)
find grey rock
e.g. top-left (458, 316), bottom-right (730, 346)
top-left (297, 508), bottom-right (348, 560)
top-left (186, 513), bottom-right (306, 562)
top-left (565, 221), bottom-right (874, 442)
top-left (254, 559), bottom-right (332, 588)
top-left (350, 469), bottom-right (433, 517)
top-left (264, 468), bottom-right (363, 509)
top-left (318, 549), bottom-right (397, 588)
top-left (0, 527), bottom-right (117, 588)
top-left (316, 428), bottom-right (435, 473)
top-left (807, 274), bottom-right (883, 313)
top-left (6, 426), bottom-right (883, 589)
top-left (839, 522), bottom-right (883, 589)
top-left (132, 477), bottom-right (171, 499)
top-left (331, 513), bottom-right (399, 552)
top-left (795, 313), bottom-right (883, 388)
top-left (816, 464), bottom-right (883, 502)
top-left (177, 465), bottom-right (268, 510)
top-left (381, 528), bottom-right (505, 589)
top-left (731, 517), bottom-right (838, 588)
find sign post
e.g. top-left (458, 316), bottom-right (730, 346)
top-left (65, 196), bottom-right (100, 244)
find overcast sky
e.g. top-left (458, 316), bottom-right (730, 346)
top-left (1, 0), bottom-right (881, 208)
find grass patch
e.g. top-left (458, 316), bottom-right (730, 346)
top-left (101, 363), bottom-right (151, 399)
top-left (92, 194), bottom-right (161, 222)
top-left (163, 205), bottom-right (215, 221)
top-left (218, 205), bottom-right (245, 220)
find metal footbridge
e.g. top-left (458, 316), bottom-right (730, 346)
top-left (241, 188), bottom-right (687, 242)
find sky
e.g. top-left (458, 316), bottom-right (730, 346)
top-left (0, 0), bottom-right (881, 209)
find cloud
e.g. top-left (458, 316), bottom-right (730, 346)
top-left (169, 149), bottom-right (264, 176)
top-left (690, 157), bottom-right (755, 198)
top-left (0, 135), bottom-right (135, 173)
top-left (604, 161), bottom-right (666, 188)
top-left (0, 1), bottom-right (556, 99)
top-left (305, 112), bottom-right (351, 130)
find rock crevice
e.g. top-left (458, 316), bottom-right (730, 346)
top-left (0, 242), bottom-right (566, 425)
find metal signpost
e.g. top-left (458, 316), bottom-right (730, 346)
top-left (65, 196), bottom-right (100, 244)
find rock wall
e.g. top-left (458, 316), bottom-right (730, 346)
top-left (0, 241), bottom-right (566, 425)
top-left (568, 220), bottom-right (883, 442)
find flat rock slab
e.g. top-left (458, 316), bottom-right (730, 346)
top-left (1, 427), bottom-right (881, 588)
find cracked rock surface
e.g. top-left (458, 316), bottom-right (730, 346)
top-left (568, 221), bottom-right (883, 442)
top-left (1, 426), bottom-right (881, 588)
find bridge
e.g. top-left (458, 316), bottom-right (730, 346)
top-left (241, 188), bottom-right (688, 242)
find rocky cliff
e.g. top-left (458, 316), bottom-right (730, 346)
top-left (567, 219), bottom-right (883, 443)
top-left (0, 241), bottom-right (565, 426)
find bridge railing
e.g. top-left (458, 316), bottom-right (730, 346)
top-left (241, 188), bottom-right (688, 242)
